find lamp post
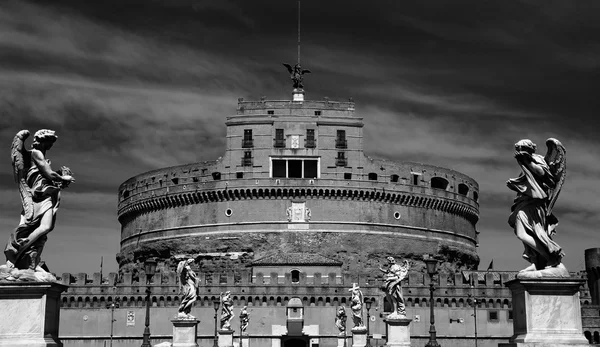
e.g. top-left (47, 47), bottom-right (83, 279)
top-left (106, 299), bottom-right (120, 347)
top-left (365, 298), bottom-right (373, 347)
top-left (468, 294), bottom-right (479, 347)
top-left (213, 299), bottom-right (221, 347)
top-left (424, 257), bottom-right (440, 347)
top-left (141, 258), bottom-right (157, 347)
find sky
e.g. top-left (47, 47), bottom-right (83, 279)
top-left (1, 0), bottom-right (599, 275)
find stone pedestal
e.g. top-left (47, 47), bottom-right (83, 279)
top-left (292, 88), bottom-right (305, 102)
top-left (351, 328), bottom-right (367, 347)
top-left (218, 329), bottom-right (234, 347)
top-left (240, 336), bottom-right (249, 347)
top-left (498, 278), bottom-right (589, 347)
top-left (171, 318), bottom-right (200, 347)
top-left (337, 334), bottom-right (347, 347)
top-left (384, 317), bottom-right (412, 347)
top-left (0, 282), bottom-right (67, 346)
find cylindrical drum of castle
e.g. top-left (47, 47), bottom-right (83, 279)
top-left (116, 97), bottom-right (480, 274)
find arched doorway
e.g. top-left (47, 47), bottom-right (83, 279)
top-left (282, 337), bottom-right (309, 347)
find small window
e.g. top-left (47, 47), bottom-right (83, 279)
top-left (508, 310), bottom-right (513, 320)
top-left (488, 311), bottom-right (499, 321)
top-left (368, 173), bottom-right (378, 181)
top-left (274, 129), bottom-right (285, 148)
top-left (458, 183), bottom-right (469, 196)
top-left (336, 130), bottom-right (347, 149)
top-left (171, 177), bottom-right (179, 185)
top-left (412, 174), bottom-right (419, 185)
top-left (267, 110), bottom-right (274, 115)
top-left (212, 172), bottom-right (221, 180)
top-left (314, 111), bottom-right (321, 116)
top-left (344, 172), bottom-right (352, 179)
top-left (431, 177), bottom-right (449, 190)
top-left (390, 174), bottom-right (399, 183)
top-left (236, 172), bottom-right (244, 179)
top-left (305, 129), bottom-right (316, 148)
top-left (473, 191), bottom-right (479, 202)
top-left (291, 270), bottom-right (300, 283)
top-left (242, 129), bottom-right (253, 148)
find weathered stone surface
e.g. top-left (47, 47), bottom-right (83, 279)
top-left (0, 282), bottom-right (67, 346)
top-left (383, 317), bottom-right (412, 347)
top-left (351, 329), bottom-right (367, 347)
top-left (217, 329), bottom-right (234, 347)
top-left (171, 318), bottom-right (200, 347)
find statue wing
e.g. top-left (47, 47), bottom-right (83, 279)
top-left (544, 138), bottom-right (566, 216)
top-left (282, 63), bottom-right (293, 74)
top-left (11, 130), bottom-right (34, 222)
top-left (302, 69), bottom-right (311, 74)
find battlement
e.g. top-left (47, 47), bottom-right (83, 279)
top-left (236, 99), bottom-right (356, 115)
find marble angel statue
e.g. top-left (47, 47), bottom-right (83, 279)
top-left (379, 257), bottom-right (410, 318)
top-left (507, 138), bottom-right (567, 278)
top-left (348, 283), bottom-right (366, 331)
top-left (220, 291), bottom-right (234, 330)
top-left (239, 306), bottom-right (250, 334)
top-left (176, 258), bottom-right (200, 318)
top-left (334, 305), bottom-right (347, 335)
top-left (1, 130), bottom-right (74, 281)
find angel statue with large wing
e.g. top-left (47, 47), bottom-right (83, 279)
top-left (507, 138), bottom-right (567, 278)
top-left (379, 257), bottom-right (410, 318)
top-left (176, 258), bottom-right (200, 319)
top-left (283, 63), bottom-right (311, 89)
top-left (1, 130), bottom-right (74, 281)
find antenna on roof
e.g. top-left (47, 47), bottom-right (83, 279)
top-left (297, 0), bottom-right (301, 65)
top-left (282, 0), bottom-right (311, 101)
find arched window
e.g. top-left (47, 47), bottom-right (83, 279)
top-left (431, 177), bottom-right (449, 190)
top-left (390, 174), bottom-right (399, 183)
top-left (368, 173), bottom-right (378, 181)
top-left (291, 270), bottom-right (300, 283)
top-left (458, 183), bottom-right (469, 196)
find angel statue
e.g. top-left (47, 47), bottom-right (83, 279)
top-left (283, 63), bottom-right (311, 89)
top-left (507, 138), bottom-right (567, 278)
top-left (348, 283), bottom-right (366, 332)
top-left (176, 259), bottom-right (200, 319)
top-left (1, 129), bottom-right (74, 281)
top-left (334, 306), bottom-right (347, 336)
top-left (239, 306), bottom-right (250, 334)
top-left (220, 291), bottom-right (234, 330)
top-left (379, 257), bottom-right (410, 318)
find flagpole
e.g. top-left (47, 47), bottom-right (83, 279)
top-left (297, 0), bottom-right (301, 65)
top-left (100, 256), bottom-right (103, 284)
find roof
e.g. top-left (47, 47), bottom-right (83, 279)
top-left (251, 252), bottom-right (343, 266)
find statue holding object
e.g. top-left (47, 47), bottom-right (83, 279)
top-left (1, 130), bottom-right (75, 282)
top-left (283, 63), bottom-right (311, 89)
top-left (176, 258), bottom-right (200, 319)
top-left (335, 305), bottom-right (347, 336)
top-left (379, 256), bottom-right (410, 318)
top-left (507, 138), bottom-right (568, 278)
top-left (348, 283), bottom-right (366, 332)
top-left (220, 291), bottom-right (234, 330)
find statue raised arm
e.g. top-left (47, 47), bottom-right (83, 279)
top-left (506, 138), bottom-right (567, 278)
top-left (1, 129), bottom-right (74, 282)
top-left (176, 259), bottom-right (199, 319)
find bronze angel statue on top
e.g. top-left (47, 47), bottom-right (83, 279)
top-left (507, 138), bottom-right (567, 278)
top-left (1, 130), bottom-right (74, 281)
top-left (283, 63), bottom-right (311, 89)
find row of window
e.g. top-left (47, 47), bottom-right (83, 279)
top-left (242, 129), bottom-right (347, 149)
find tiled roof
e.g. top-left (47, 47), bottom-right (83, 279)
top-left (251, 253), bottom-right (343, 266)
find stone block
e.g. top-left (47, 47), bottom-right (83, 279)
top-left (351, 329), bottom-right (367, 347)
top-left (171, 318), bottom-right (200, 347)
top-left (0, 282), bottom-right (68, 346)
top-left (383, 316), bottom-right (412, 347)
top-left (498, 278), bottom-right (589, 347)
top-left (218, 329), bottom-right (234, 347)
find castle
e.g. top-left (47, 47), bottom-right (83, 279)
top-left (57, 90), bottom-right (600, 346)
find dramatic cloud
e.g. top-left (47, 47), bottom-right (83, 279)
top-left (1, 0), bottom-right (599, 273)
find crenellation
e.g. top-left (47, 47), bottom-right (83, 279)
top-left (485, 273), bottom-right (494, 286)
top-left (270, 272), bottom-right (278, 285)
top-left (77, 272), bottom-right (87, 285)
top-left (122, 272), bottom-right (132, 285)
top-left (314, 273), bottom-right (322, 286)
top-left (92, 272), bottom-right (101, 285)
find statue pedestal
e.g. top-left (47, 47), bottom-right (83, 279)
top-left (337, 334), bottom-right (347, 347)
top-left (351, 328), bottom-right (367, 347)
top-left (171, 318), bottom-right (200, 347)
top-left (218, 329), bottom-right (234, 347)
top-left (0, 282), bottom-right (67, 346)
top-left (383, 316), bottom-right (412, 347)
top-left (240, 335), bottom-right (249, 347)
top-left (498, 278), bottom-right (589, 347)
top-left (292, 88), bottom-right (305, 102)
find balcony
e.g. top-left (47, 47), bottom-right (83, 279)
top-left (335, 139), bottom-right (347, 149)
top-left (242, 139), bottom-right (254, 148)
top-left (305, 139), bottom-right (316, 148)
top-left (336, 158), bottom-right (347, 167)
top-left (274, 139), bottom-right (286, 148)
top-left (242, 157), bottom-right (253, 166)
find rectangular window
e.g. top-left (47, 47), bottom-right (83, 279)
top-left (336, 130), bottom-right (347, 149)
top-left (508, 310), bottom-right (513, 320)
top-left (268, 110), bottom-right (274, 115)
top-left (288, 160), bottom-right (302, 178)
top-left (488, 311), bottom-right (499, 321)
top-left (412, 174), bottom-right (419, 185)
top-left (336, 152), bottom-right (346, 166)
top-left (242, 151), bottom-right (253, 166)
top-left (236, 172), bottom-right (244, 179)
top-left (272, 160), bottom-right (286, 177)
top-left (305, 129), bottom-right (316, 148)
top-left (344, 172), bottom-right (352, 179)
top-left (314, 110), bottom-right (321, 116)
top-left (304, 160), bottom-right (318, 179)
top-left (274, 129), bottom-right (285, 148)
top-left (242, 129), bottom-right (253, 148)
